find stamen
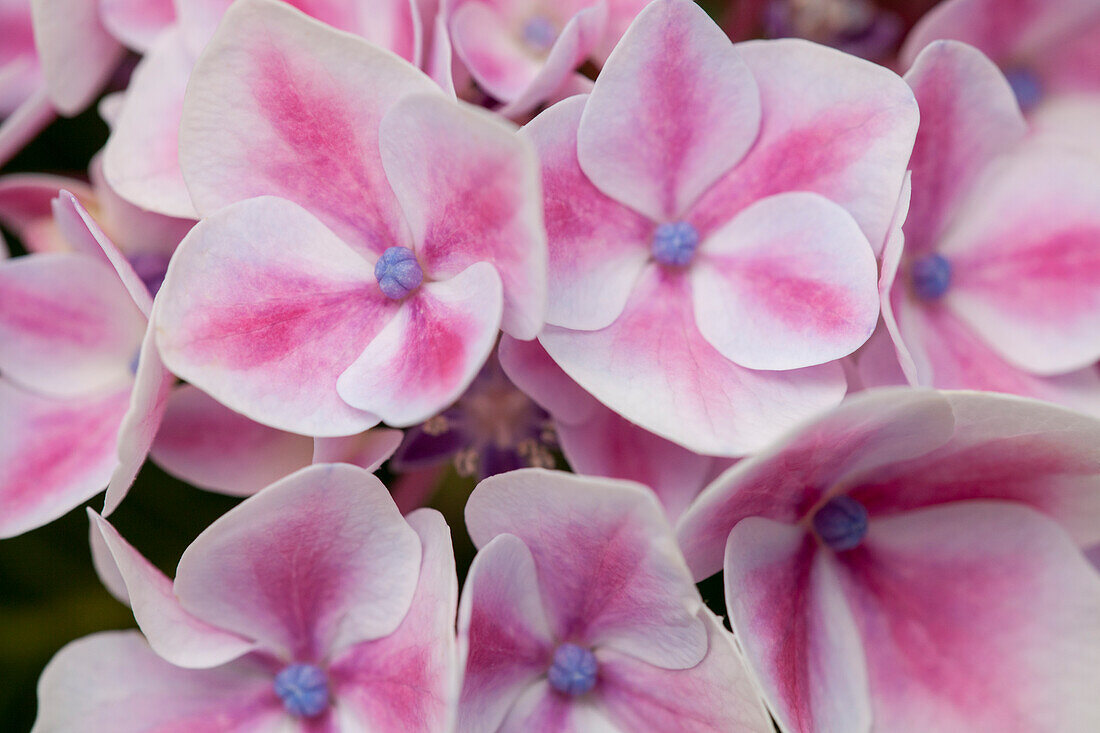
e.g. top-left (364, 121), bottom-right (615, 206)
top-left (910, 253), bottom-right (952, 300)
top-left (1004, 67), bottom-right (1042, 112)
top-left (651, 222), bottom-right (700, 266)
top-left (812, 495), bottom-right (869, 552)
top-left (273, 663), bottom-right (329, 718)
top-left (374, 246), bottom-right (423, 300)
top-left (547, 643), bottom-right (598, 696)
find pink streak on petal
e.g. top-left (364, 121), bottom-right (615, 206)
top-left (0, 252), bottom-right (145, 398)
top-left (329, 509), bottom-right (459, 733)
top-left (457, 534), bottom-right (556, 733)
top-left (689, 39), bottom-right (917, 252)
top-left (723, 518), bottom-right (871, 733)
top-left (0, 382), bottom-right (129, 538)
top-left (578, 0), bottom-right (761, 221)
top-left (837, 503), bottom-right (1100, 731)
top-left (521, 95), bottom-right (651, 331)
top-left (179, 0), bottom-right (440, 256)
top-left (174, 464), bottom-right (421, 662)
top-left (379, 94), bottom-right (546, 339)
top-left (337, 263), bottom-right (504, 427)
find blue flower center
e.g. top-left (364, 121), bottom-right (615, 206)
top-left (523, 16), bottom-right (558, 52)
top-left (1004, 67), bottom-right (1042, 112)
top-left (651, 222), bottom-right (700, 267)
top-left (273, 663), bottom-right (329, 718)
top-left (910, 253), bottom-right (952, 300)
top-left (547, 643), bottom-right (598, 696)
top-left (374, 246), bottom-right (423, 300)
top-left (812, 495), bottom-right (869, 552)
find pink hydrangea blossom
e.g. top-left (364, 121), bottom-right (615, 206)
top-left (529, 0), bottom-right (917, 456)
top-left (155, 0), bottom-right (546, 438)
top-left (458, 468), bottom-right (772, 732)
top-left (0, 192), bottom-right (171, 537)
top-left (35, 463), bottom-right (458, 731)
top-left (102, 0), bottom-right (424, 218)
top-left (861, 41), bottom-right (1100, 410)
top-left (677, 388), bottom-right (1100, 732)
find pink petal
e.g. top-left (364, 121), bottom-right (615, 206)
top-left (597, 610), bottom-right (772, 733)
top-left (30, 0), bottom-right (123, 114)
top-left (151, 385), bottom-right (315, 496)
top-left (465, 469), bottom-right (707, 669)
top-left (379, 93), bottom-right (546, 339)
top-left (691, 192), bottom-right (879, 371)
top-left (0, 173), bottom-right (95, 253)
top-left (723, 518), bottom-right (871, 733)
top-left (901, 41), bottom-right (1026, 255)
top-left (100, 0), bottom-right (176, 51)
top-left (449, 2), bottom-right (543, 103)
top-left (33, 631), bottom-right (285, 732)
top-left (577, 0), bottom-right (761, 221)
top-left (497, 334), bottom-right (599, 425)
top-left (539, 266), bottom-right (848, 456)
top-left (836, 502), bottom-right (1100, 731)
top-left (0, 252), bottom-right (145, 397)
top-left (850, 391), bottom-right (1100, 548)
top-left (311, 429), bottom-right (404, 473)
top-left (178, 0), bottom-right (440, 258)
top-left (495, 3), bottom-right (608, 117)
top-left (102, 317), bottom-right (174, 515)
top-left (885, 284), bottom-right (1100, 412)
top-left (329, 509), bottom-right (459, 733)
top-left (521, 95), bottom-right (651, 331)
top-left (155, 197), bottom-right (389, 437)
top-left (689, 38), bottom-right (918, 254)
top-left (456, 533), bottom-right (556, 733)
top-left (102, 29), bottom-right (198, 219)
top-left (676, 388), bottom-right (955, 580)
top-left (90, 511), bottom-right (258, 668)
top-left (174, 464), bottom-right (422, 662)
top-left (336, 263), bottom-right (503, 427)
top-left (939, 147), bottom-right (1100, 374)
top-left (51, 191), bottom-right (154, 317)
top-left (555, 405), bottom-right (717, 521)
top-left (0, 381), bottom-right (129, 538)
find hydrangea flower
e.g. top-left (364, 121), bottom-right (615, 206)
top-left (155, 0), bottom-right (547, 438)
top-left (860, 41), bottom-right (1100, 411)
top-left (444, 0), bottom-right (650, 115)
top-left (101, 0), bottom-right (423, 218)
top-left (0, 192), bottom-right (171, 537)
top-left (902, 0), bottom-right (1100, 114)
top-left (458, 468), bottom-right (772, 731)
top-left (529, 0), bottom-right (917, 456)
top-left (498, 335), bottom-right (735, 520)
top-left (677, 388), bottom-right (1100, 732)
top-left (150, 384), bottom-right (404, 496)
top-left (759, 0), bottom-right (903, 60)
top-left (35, 463), bottom-right (458, 731)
